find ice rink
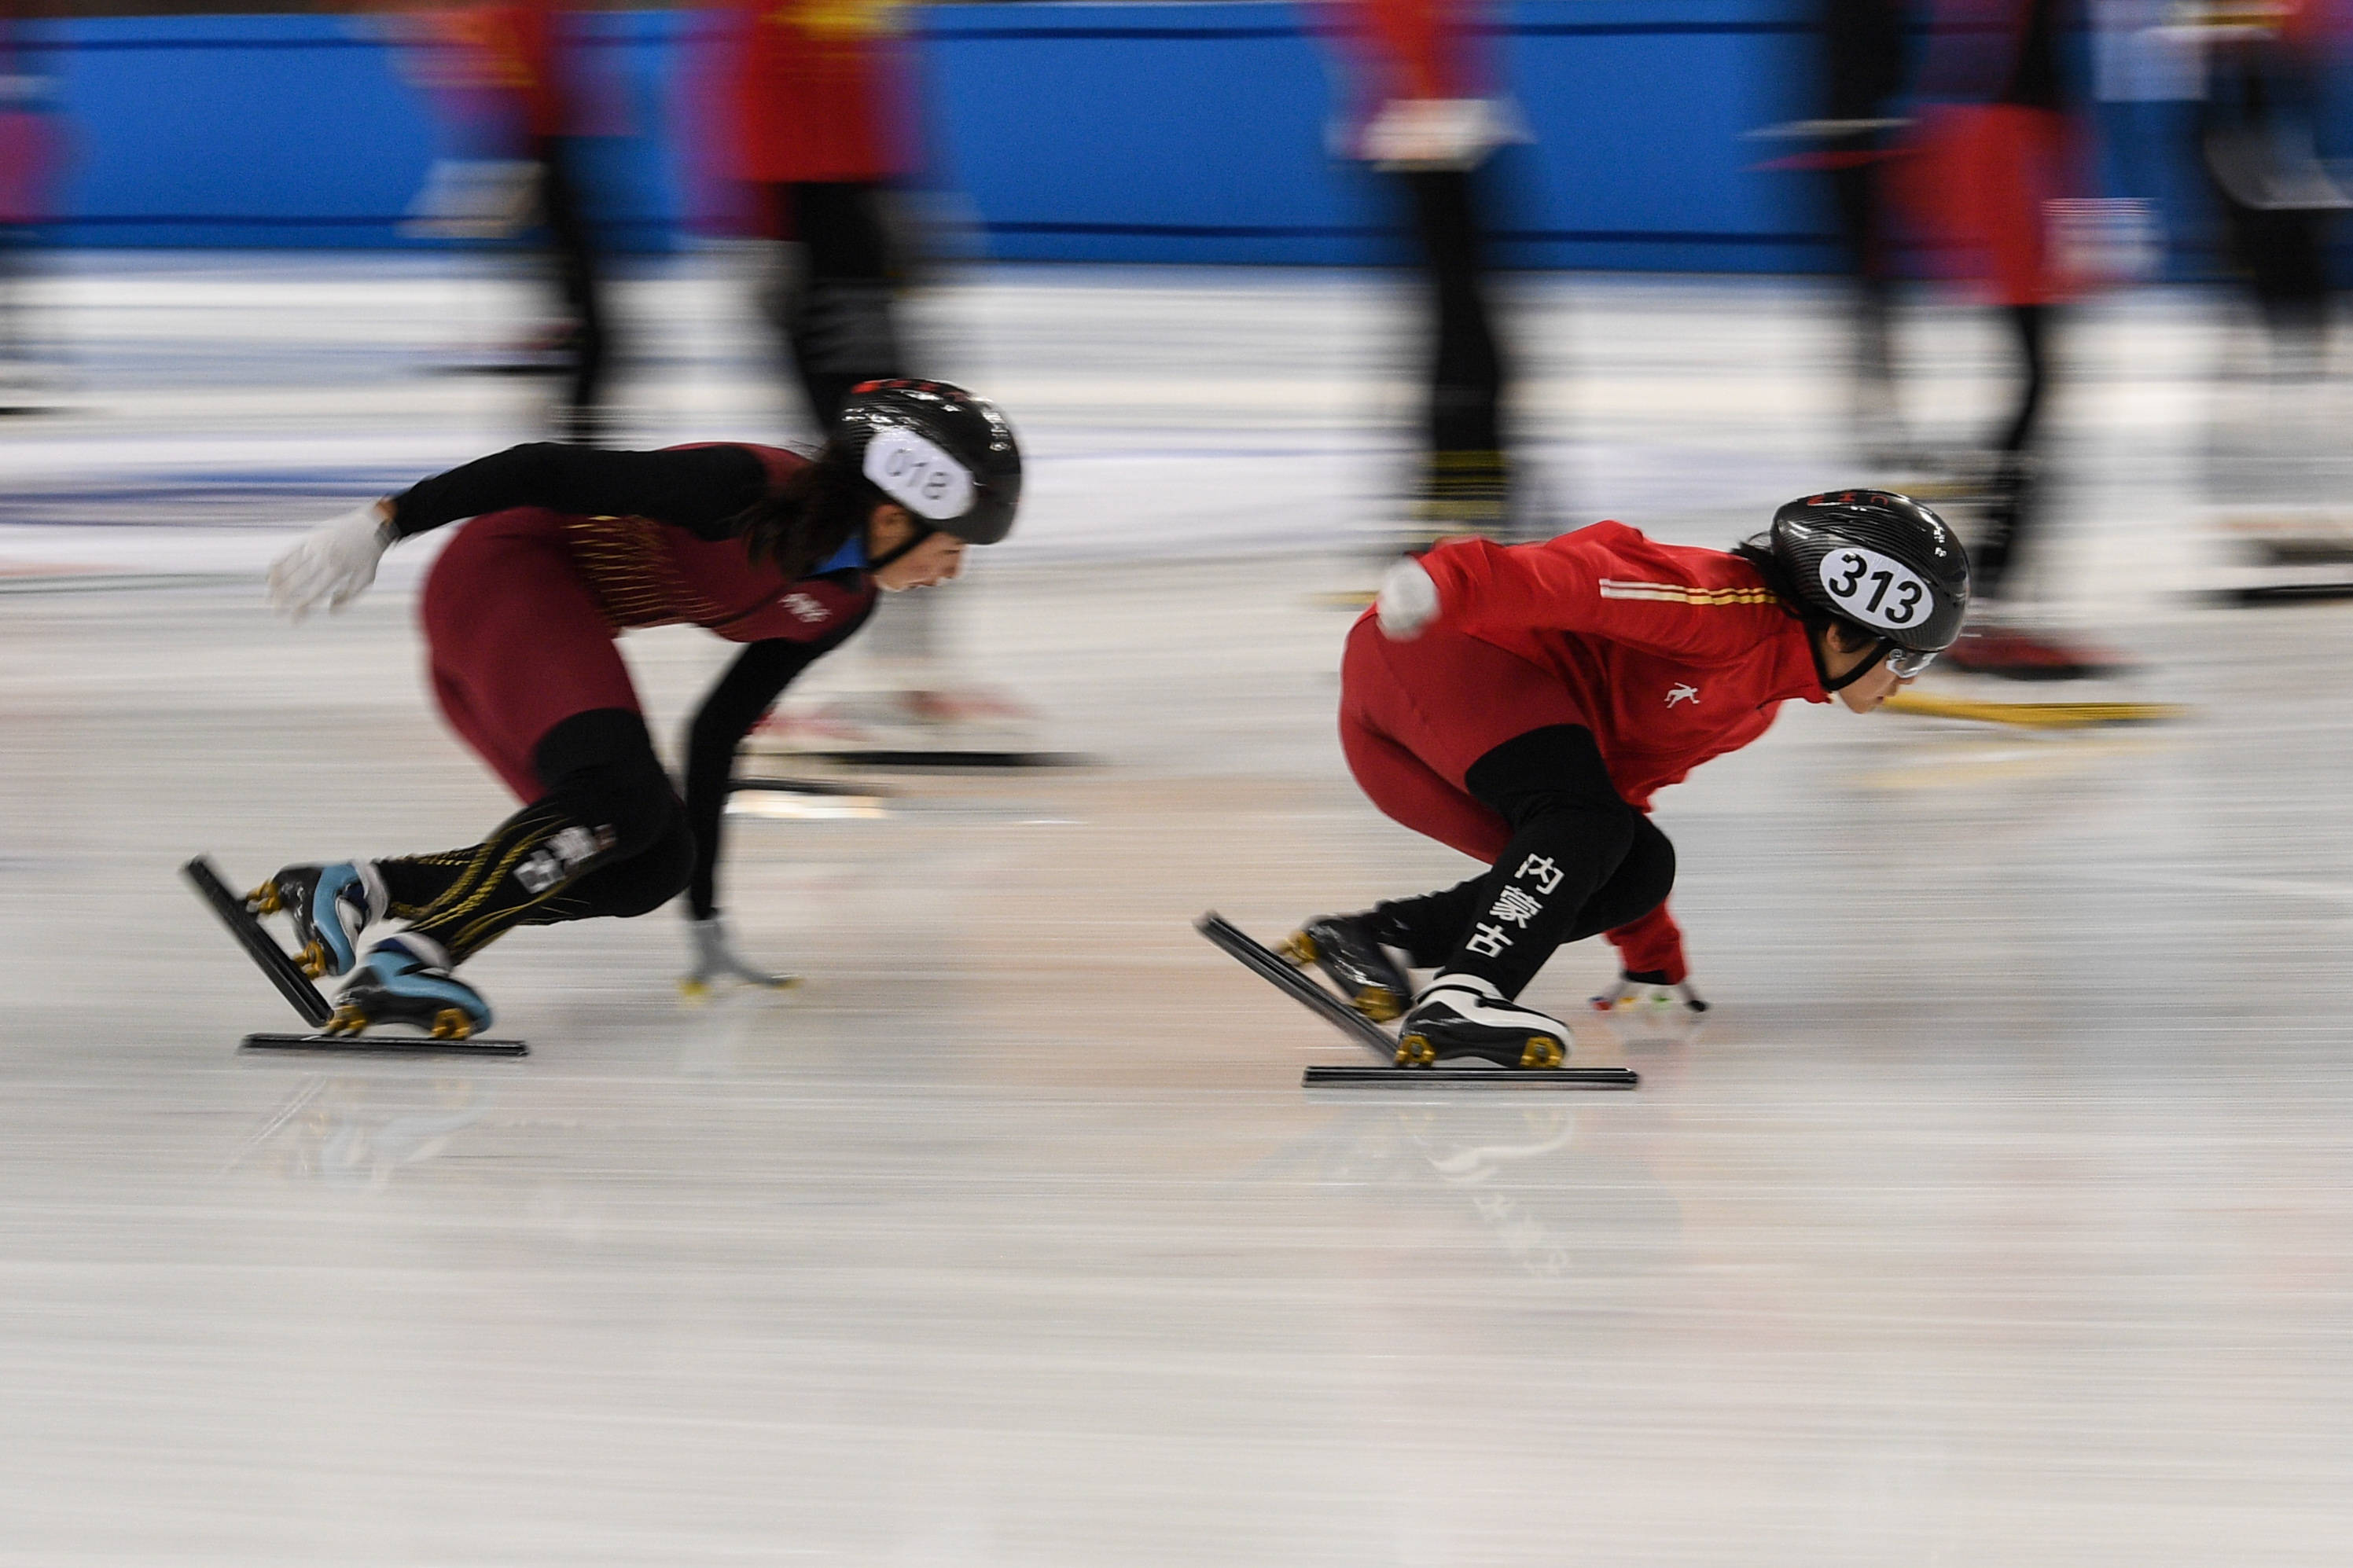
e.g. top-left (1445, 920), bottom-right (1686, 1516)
top-left (2, 253), bottom-right (2350, 1563)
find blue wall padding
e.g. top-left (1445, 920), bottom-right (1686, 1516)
top-left (14, 1), bottom-right (2208, 271)
top-left (43, 11), bottom-right (690, 249)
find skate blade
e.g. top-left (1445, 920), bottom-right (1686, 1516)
top-left (241, 1033), bottom-right (528, 1057)
top-left (1305, 1064), bottom-right (1636, 1089)
top-left (182, 856), bottom-right (334, 1030)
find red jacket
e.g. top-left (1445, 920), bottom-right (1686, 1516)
top-left (726, 0), bottom-right (910, 184)
top-left (1322, 0), bottom-right (1487, 104)
top-left (410, 1), bottom-right (622, 145)
top-left (1416, 522), bottom-right (1829, 980)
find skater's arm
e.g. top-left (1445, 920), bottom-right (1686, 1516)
top-left (389, 443), bottom-right (772, 541)
top-left (679, 625), bottom-right (862, 918)
top-left (1414, 529), bottom-right (1789, 666)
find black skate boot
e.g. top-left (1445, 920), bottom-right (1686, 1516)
top-left (1395, 975), bottom-right (1568, 1070)
top-left (1278, 913), bottom-right (1411, 1023)
top-left (248, 861), bottom-right (387, 979)
top-left (324, 935), bottom-right (493, 1041)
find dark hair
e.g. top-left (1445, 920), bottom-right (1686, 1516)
top-left (737, 441), bottom-right (889, 579)
top-left (1732, 534), bottom-right (1875, 652)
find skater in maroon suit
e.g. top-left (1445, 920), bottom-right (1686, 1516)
top-left (253, 380), bottom-right (1020, 1038)
top-left (1287, 492), bottom-right (1969, 1068)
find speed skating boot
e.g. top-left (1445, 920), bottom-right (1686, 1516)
top-left (324, 935), bottom-right (492, 1041)
top-left (1279, 912), bottom-right (1411, 1023)
top-left (1395, 975), bottom-right (1568, 1070)
top-left (248, 861), bottom-right (388, 979)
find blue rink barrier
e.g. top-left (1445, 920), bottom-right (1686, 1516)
top-left (18, 2), bottom-right (2300, 270)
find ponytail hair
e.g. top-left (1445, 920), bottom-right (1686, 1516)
top-left (737, 441), bottom-right (888, 580)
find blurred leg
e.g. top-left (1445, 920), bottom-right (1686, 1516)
top-left (777, 180), bottom-right (903, 424)
top-left (1400, 167), bottom-right (1507, 538)
top-left (536, 135), bottom-right (611, 442)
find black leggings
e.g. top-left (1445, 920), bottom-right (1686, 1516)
top-left (535, 135), bottom-right (611, 439)
top-left (1973, 301), bottom-right (2054, 598)
top-left (378, 708), bottom-right (694, 964)
top-left (1367, 725), bottom-right (1674, 1001)
top-left (766, 181), bottom-right (904, 425)
top-left (1400, 167), bottom-right (1505, 464)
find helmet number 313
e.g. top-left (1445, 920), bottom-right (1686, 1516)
top-left (1818, 546), bottom-right (1928, 631)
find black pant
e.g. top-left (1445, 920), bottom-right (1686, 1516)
top-left (765, 181), bottom-right (905, 424)
top-left (535, 135), bottom-right (612, 441)
top-left (1972, 301), bottom-right (2054, 599)
top-left (1367, 725), bottom-right (1675, 1001)
top-left (1397, 167), bottom-right (1509, 531)
top-left (1401, 167), bottom-right (1506, 461)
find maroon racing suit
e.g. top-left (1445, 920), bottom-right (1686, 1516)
top-left (373, 441), bottom-right (876, 962)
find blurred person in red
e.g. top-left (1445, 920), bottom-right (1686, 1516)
top-left (0, 0), bottom-right (57, 415)
top-left (400, 0), bottom-right (625, 442)
top-left (1905, 0), bottom-right (2123, 678)
top-left (705, 0), bottom-right (1049, 765)
top-left (1322, 0), bottom-right (1522, 544)
top-left (719, 0), bottom-right (910, 426)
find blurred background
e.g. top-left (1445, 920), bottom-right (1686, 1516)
top-left (8, 2), bottom-right (2353, 1559)
top-left (2, 0), bottom-right (2351, 684)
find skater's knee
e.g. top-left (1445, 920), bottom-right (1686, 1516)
top-left (532, 708), bottom-right (682, 853)
top-left (584, 816), bottom-right (695, 919)
top-left (1563, 819), bottom-right (1676, 941)
top-left (1614, 818), bottom-right (1677, 917)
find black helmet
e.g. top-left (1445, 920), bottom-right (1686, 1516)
top-left (1768, 489), bottom-right (1970, 653)
top-left (834, 378), bottom-right (1022, 545)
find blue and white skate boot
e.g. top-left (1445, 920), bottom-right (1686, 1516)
top-left (248, 861), bottom-right (387, 979)
top-left (1395, 975), bottom-right (1568, 1070)
top-left (324, 935), bottom-right (492, 1041)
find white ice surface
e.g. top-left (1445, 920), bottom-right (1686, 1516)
top-left (0, 253), bottom-right (2347, 1566)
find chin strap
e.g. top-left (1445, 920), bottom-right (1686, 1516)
top-left (1814, 633), bottom-right (1892, 693)
top-left (866, 524), bottom-right (936, 572)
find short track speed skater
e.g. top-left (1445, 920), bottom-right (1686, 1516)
top-left (182, 857), bottom-right (528, 1056)
top-left (1196, 913), bottom-right (1636, 1090)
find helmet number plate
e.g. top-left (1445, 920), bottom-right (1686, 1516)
top-left (1818, 545), bottom-right (1929, 633)
top-left (863, 427), bottom-right (975, 522)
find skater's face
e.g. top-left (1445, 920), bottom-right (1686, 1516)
top-left (1818, 623), bottom-right (1910, 713)
top-left (866, 505), bottom-right (969, 591)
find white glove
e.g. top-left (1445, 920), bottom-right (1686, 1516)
top-left (267, 501), bottom-right (394, 622)
top-left (1377, 557), bottom-right (1442, 640)
top-left (1360, 97), bottom-right (1518, 171)
top-left (679, 915), bottom-right (798, 999)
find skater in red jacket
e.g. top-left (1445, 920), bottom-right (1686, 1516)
top-left (1286, 491), bottom-right (1969, 1067)
top-left (251, 380), bottom-right (1020, 1040)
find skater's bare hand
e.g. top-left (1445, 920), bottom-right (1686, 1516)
top-left (267, 501), bottom-right (394, 621)
top-left (1377, 558), bottom-right (1441, 640)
